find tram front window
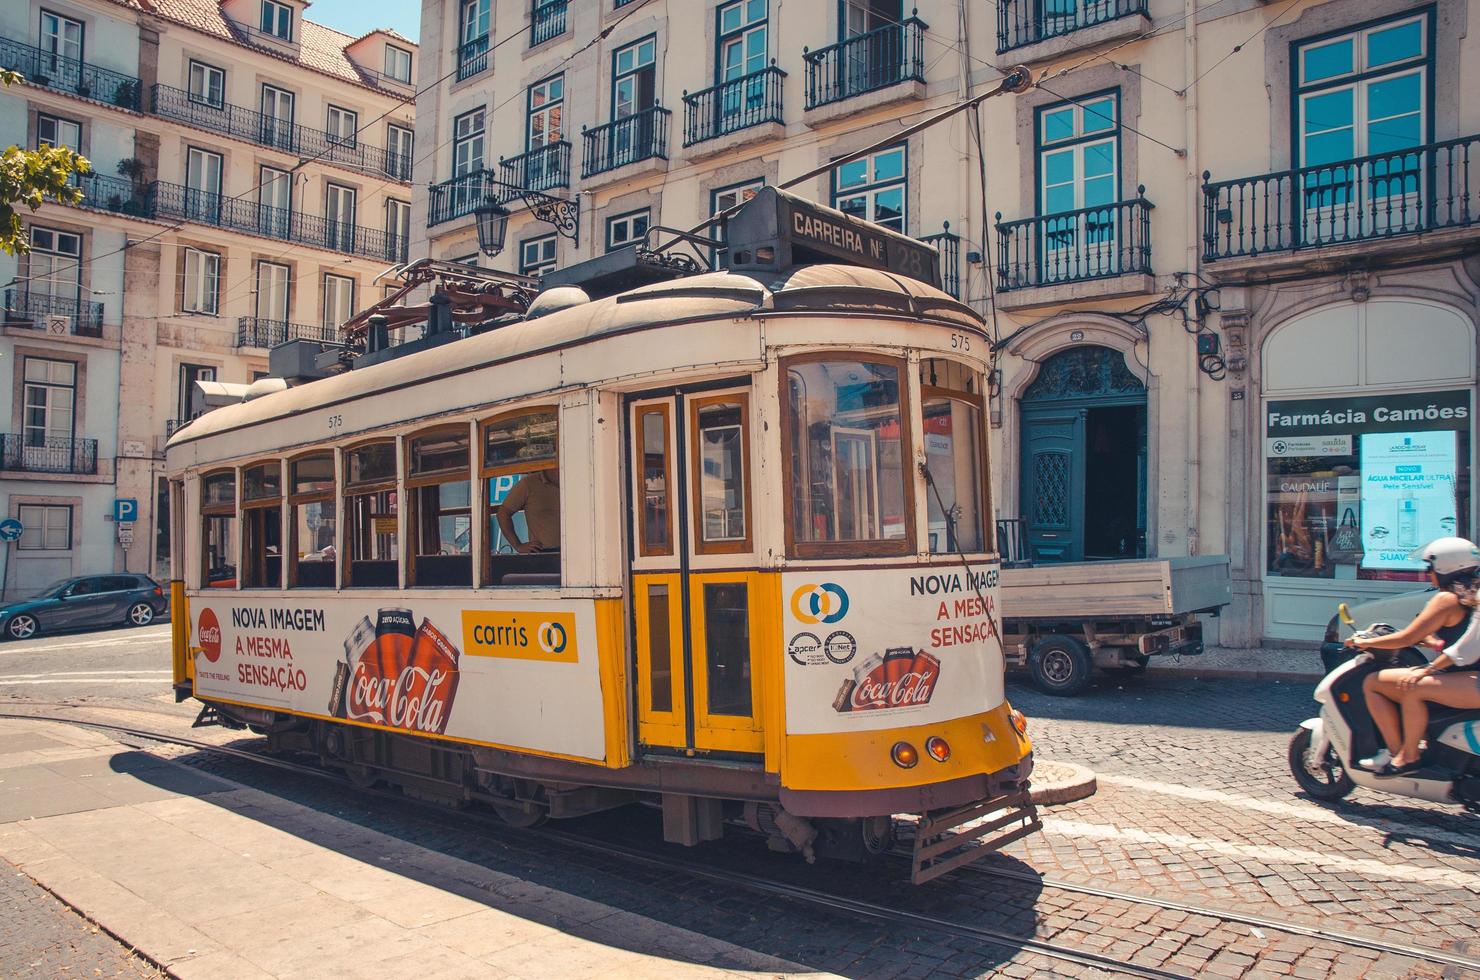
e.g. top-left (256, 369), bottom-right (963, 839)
top-left (345, 442), bottom-right (398, 588)
top-left (784, 357), bottom-right (912, 557)
top-left (409, 428), bottom-right (472, 587)
top-left (484, 409), bottom-right (560, 586)
top-left (201, 471), bottom-right (237, 588)
top-left (920, 359), bottom-right (991, 554)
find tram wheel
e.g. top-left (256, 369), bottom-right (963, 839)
top-left (1027, 634), bottom-right (1093, 696)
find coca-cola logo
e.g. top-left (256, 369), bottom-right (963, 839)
top-left (348, 662), bottom-right (452, 732)
top-left (198, 608), bottom-right (222, 662)
top-left (835, 650), bottom-right (940, 713)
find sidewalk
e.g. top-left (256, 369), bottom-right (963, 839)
top-left (1144, 645), bottom-right (1324, 683)
top-left (0, 718), bottom-right (819, 979)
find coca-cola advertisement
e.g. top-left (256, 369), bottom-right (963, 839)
top-left (833, 648), bottom-right (940, 713)
top-left (336, 608), bottom-right (462, 736)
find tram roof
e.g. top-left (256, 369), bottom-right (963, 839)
top-left (167, 263), bottom-right (981, 450)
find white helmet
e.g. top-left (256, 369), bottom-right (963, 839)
top-left (1409, 537), bottom-right (1480, 577)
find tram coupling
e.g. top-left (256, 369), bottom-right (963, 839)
top-left (909, 790), bottom-right (1042, 884)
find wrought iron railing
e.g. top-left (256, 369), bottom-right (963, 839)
top-left (919, 223), bottom-right (962, 299)
top-left (531, 0), bottom-right (568, 46)
top-left (457, 34), bottom-right (490, 81)
top-left (500, 142), bottom-right (571, 192)
top-left (3, 289), bottom-right (105, 336)
top-left (997, 0), bottom-right (1147, 53)
top-left (237, 317), bottom-right (338, 348)
top-left (428, 170), bottom-right (497, 226)
top-left (582, 106), bottom-right (671, 178)
top-left (150, 84), bottom-right (411, 181)
top-left (996, 192), bottom-right (1154, 291)
top-left (1202, 135), bottom-right (1480, 262)
top-left (683, 66), bottom-right (786, 146)
top-left (77, 172), bottom-right (155, 217)
top-left (1, 434), bottom-right (99, 475)
top-left (804, 17), bottom-right (925, 110)
top-left (152, 181), bottom-right (408, 262)
top-left (0, 37), bottom-right (142, 109)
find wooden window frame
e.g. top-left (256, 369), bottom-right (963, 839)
top-left (632, 401), bottom-right (674, 557)
top-left (405, 424), bottom-right (473, 587)
top-left (342, 438), bottom-right (398, 588)
top-left (287, 450), bottom-right (335, 589)
top-left (688, 391), bottom-right (754, 557)
top-left (779, 352), bottom-right (917, 560)
top-left (919, 381), bottom-right (994, 556)
top-left (481, 406), bottom-right (559, 582)
top-left (239, 460), bottom-right (284, 589)
top-left (200, 468), bottom-right (238, 589)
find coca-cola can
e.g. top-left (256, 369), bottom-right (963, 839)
top-left (327, 661), bottom-right (350, 718)
top-left (406, 617), bottom-right (460, 735)
top-left (343, 614), bottom-right (375, 668)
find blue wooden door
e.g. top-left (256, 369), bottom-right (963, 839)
top-left (1020, 406), bottom-right (1085, 563)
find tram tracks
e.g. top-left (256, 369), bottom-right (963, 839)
top-left (5, 709), bottom-right (1478, 977)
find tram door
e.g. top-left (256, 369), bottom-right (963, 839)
top-left (628, 390), bottom-right (764, 757)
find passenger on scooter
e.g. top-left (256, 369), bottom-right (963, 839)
top-left (1348, 537), bottom-right (1480, 776)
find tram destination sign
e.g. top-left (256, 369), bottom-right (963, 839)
top-left (724, 187), bottom-right (942, 289)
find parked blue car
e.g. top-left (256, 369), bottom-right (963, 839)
top-left (0, 574), bottom-right (169, 641)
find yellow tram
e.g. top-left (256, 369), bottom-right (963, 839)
top-left (165, 189), bottom-right (1038, 882)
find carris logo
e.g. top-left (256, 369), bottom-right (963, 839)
top-left (197, 607), bottom-right (222, 662)
top-left (790, 582), bottom-right (849, 625)
top-left (537, 621), bottom-right (568, 655)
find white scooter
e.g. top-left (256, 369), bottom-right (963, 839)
top-left (1289, 608), bottom-right (1480, 812)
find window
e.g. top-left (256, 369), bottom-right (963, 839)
top-left (384, 44), bottom-right (412, 83)
top-left (241, 462), bottom-right (282, 588)
top-left (783, 356), bottom-right (913, 556)
top-left (612, 35), bottom-right (657, 121)
top-left (40, 11), bottom-right (83, 62)
top-left (345, 442), bottom-right (398, 587)
top-left (532, 0), bottom-right (566, 45)
top-left (386, 124), bottom-right (414, 179)
top-left (23, 357), bottom-right (76, 447)
top-left (710, 178), bottom-right (764, 264)
top-left (408, 428), bottom-right (472, 587)
top-left (183, 248), bottom-right (220, 315)
top-left (323, 274), bottom-right (355, 331)
top-left (255, 260), bottom-right (289, 326)
top-left (452, 109), bottom-right (485, 177)
top-left (526, 75), bottom-right (564, 189)
top-left (519, 234), bottom-right (557, 276)
top-left (17, 505), bottom-right (71, 551)
top-left (386, 199), bottom-right (412, 256)
top-left (185, 147), bottom-right (222, 222)
top-left (325, 184), bottom-right (357, 251)
top-left (258, 165), bottom-right (292, 237)
top-left (26, 227), bottom-right (81, 305)
top-left (1036, 93), bottom-right (1119, 278)
top-left (326, 105), bottom-right (358, 147)
top-left (289, 454), bottom-right (335, 588)
top-left (37, 114), bottom-right (81, 153)
top-left (634, 404), bottom-right (672, 556)
top-left (717, 0), bottom-right (768, 124)
top-left (1296, 13), bottom-right (1428, 226)
top-left (187, 61), bottom-right (226, 107)
top-left (178, 364), bottom-right (215, 422)
top-left (458, 0), bottom-right (491, 78)
top-left (606, 208), bottom-right (650, 252)
top-left (690, 394), bottom-right (752, 555)
top-left (260, 0), bottom-right (292, 40)
top-left (260, 85), bottom-right (294, 149)
top-left (832, 144), bottom-right (906, 233)
top-left (201, 471), bottom-right (237, 588)
top-left (485, 409), bottom-right (559, 585)
top-left (920, 359), bottom-right (989, 554)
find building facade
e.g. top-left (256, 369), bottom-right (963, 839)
top-left (0, 0), bottom-right (417, 597)
top-left (412, 0), bottom-right (1477, 648)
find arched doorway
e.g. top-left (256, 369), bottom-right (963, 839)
top-left (1019, 345), bottom-right (1147, 562)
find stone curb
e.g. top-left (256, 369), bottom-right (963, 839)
top-left (1029, 760), bottom-right (1097, 806)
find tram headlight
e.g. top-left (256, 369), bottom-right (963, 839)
top-left (1009, 709), bottom-right (1029, 736)
top-left (890, 741), bottom-right (919, 769)
top-left (925, 736), bottom-right (951, 763)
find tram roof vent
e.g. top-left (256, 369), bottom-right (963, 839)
top-left (525, 285), bottom-right (590, 320)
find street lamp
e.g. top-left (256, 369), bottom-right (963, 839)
top-left (473, 197), bottom-right (510, 256)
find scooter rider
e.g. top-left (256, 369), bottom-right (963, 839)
top-left (1348, 537), bottom-right (1480, 776)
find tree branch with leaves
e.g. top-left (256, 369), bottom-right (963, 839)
top-left (1, 68), bottom-right (92, 256)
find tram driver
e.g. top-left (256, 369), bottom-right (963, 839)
top-left (496, 468), bottom-right (561, 554)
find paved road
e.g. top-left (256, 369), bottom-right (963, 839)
top-left (0, 625), bottom-right (174, 700)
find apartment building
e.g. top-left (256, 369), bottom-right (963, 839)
top-left (0, 0), bottom-right (416, 597)
top-left (415, 0), bottom-right (1476, 647)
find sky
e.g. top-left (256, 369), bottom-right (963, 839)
top-left (308, 0), bottom-right (420, 42)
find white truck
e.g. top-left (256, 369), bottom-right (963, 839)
top-left (1000, 556), bottom-right (1233, 695)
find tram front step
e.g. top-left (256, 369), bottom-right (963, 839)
top-left (910, 790), bottom-right (1041, 884)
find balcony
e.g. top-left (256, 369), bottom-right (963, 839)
top-left (0, 37), bottom-right (142, 110)
top-left (152, 181), bottom-right (408, 262)
top-left (995, 193), bottom-right (1154, 297)
top-left (456, 34), bottom-right (490, 81)
top-left (997, 0), bottom-right (1148, 54)
top-left (1202, 135), bottom-right (1480, 268)
top-left (150, 85), bottom-right (413, 181)
top-left (3, 289), bottom-right (104, 337)
top-left (500, 142), bottom-right (571, 192)
top-left (76, 172), bottom-right (155, 217)
top-left (804, 17), bottom-right (925, 111)
top-left (428, 170), bottom-right (496, 226)
top-left (683, 66), bottom-right (786, 149)
top-left (237, 317), bottom-right (338, 348)
top-left (531, 0), bottom-right (568, 46)
top-left (582, 106), bottom-right (671, 179)
top-left (1, 434), bottom-right (99, 475)
top-left (919, 223), bottom-right (962, 300)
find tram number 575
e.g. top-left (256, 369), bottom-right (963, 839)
top-left (328, 414), bottom-right (344, 433)
top-left (950, 333), bottom-right (971, 352)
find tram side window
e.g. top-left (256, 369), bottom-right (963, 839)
top-left (635, 405), bottom-right (672, 556)
top-left (201, 471), bottom-right (237, 588)
top-left (290, 453), bottom-right (336, 588)
top-left (344, 442), bottom-right (398, 588)
top-left (920, 358), bottom-right (991, 554)
top-left (784, 357), bottom-right (913, 557)
top-left (690, 394), bottom-right (752, 555)
top-left (240, 462), bottom-right (283, 588)
top-left (408, 428), bottom-right (473, 587)
top-left (484, 409), bottom-right (560, 586)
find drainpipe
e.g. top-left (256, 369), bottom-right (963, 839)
top-left (957, 0), bottom-right (974, 310)
top-left (1182, 0), bottom-right (1201, 556)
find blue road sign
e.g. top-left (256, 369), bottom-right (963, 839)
top-left (0, 518), bottom-right (22, 542)
top-left (114, 499), bottom-right (138, 523)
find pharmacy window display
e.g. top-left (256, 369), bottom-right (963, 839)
top-left (1266, 390), bottom-right (1472, 580)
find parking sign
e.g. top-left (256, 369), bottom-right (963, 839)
top-left (114, 499), bottom-right (138, 522)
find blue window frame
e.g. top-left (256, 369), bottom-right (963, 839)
top-left (830, 143), bottom-right (906, 233)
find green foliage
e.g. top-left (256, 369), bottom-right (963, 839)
top-left (1, 69), bottom-right (93, 255)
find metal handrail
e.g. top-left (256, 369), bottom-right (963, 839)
top-left (77, 172), bottom-right (155, 217)
top-left (531, 0), bottom-right (569, 46)
top-left (682, 65), bottom-right (786, 146)
top-left (803, 16), bottom-right (926, 110)
top-left (996, 0), bottom-right (1148, 53)
top-left (582, 105), bottom-right (671, 178)
top-left (456, 34), bottom-right (490, 81)
top-left (996, 192), bottom-right (1154, 291)
top-left (428, 169), bottom-right (498, 226)
top-left (3, 288), bottom-right (105, 336)
top-left (499, 142), bottom-right (571, 193)
top-left (919, 223), bottom-right (962, 299)
top-left (0, 37), bottom-right (142, 109)
top-left (1202, 134), bottom-right (1480, 261)
top-left (1, 434), bottom-right (100, 475)
top-left (237, 316), bottom-right (338, 348)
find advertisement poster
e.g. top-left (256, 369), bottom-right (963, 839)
top-left (191, 596), bottom-right (606, 760)
top-left (1360, 431), bottom-right (1460, 570)
top-left (781, 565), bottom-right (1004, 736)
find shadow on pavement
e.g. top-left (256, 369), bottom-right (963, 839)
top-left (1006, 673), bottom-right (1316, 734)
